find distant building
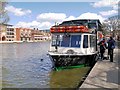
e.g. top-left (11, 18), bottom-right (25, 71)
top-left (0, 24), bottom-right (13, 41)
top-left (0, 25), bottom-right (51, 43)
top-left (16, 28), bottom-right (32, 42)
top-left (31, 29), bottom-right (51, 42)
top-left (6, 27), bottom-right (15, 41)
top-left (31, 29), bottom-right (43, 42)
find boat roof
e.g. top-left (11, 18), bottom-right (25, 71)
top-left (57, 19), bottom-right (102, 26)
top-left (51, 19), bottom-right (103, 32)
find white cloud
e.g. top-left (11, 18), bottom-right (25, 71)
top-left (113, 5), bottom-right (118, 10)
top-left (39, 22), bottom-right (52, 29)
top-left (92, 0), bottom-right (119, 8)
top-left (36, 13), bottom-right (66, 22)
top-left (15, 12), bottom-right (67, 29)
top-left (99, 10), bottom-right (117, 16)
top-left (64, 13), bottom-right (105, 23)
top-left (64, 16), bottom-right (76, 21)
top-left (15, 12), bottom-right (105, 29)
top-left (15, 21), bottom-right (52, 29)
top-left (91, 0), bottom-right (119, 17)
top-left (5, 5), bottom-right (31, 16)
top-left (77, 12), bottom-right (105, 23)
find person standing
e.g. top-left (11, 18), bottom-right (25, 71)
top-left (98, 38), bottom-right (107, 60)
top-left (107, 36), bottom-right (115, 62)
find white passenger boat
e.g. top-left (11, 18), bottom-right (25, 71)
top-left (48, 19), bottom-right (102, 68)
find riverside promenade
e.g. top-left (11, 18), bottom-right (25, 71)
top-left (80, 41), bottom-right (120, 89)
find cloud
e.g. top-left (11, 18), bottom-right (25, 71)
top-left (99, 10), bottom-right (117, 16)
top-left (64, 16), bottom-right (76, 21)
top-left (91, 0), bottom-right (118, 17)
top-left (113, 5), bottom-right (118, 10)
top-left (15, 21), bottom-right (52, 29)
top-left (36, 13), bottom-right (66, 22)
top-left (15, 12), bottom-right (105, 29)
top-left (5, 5), bottom-right (31, 16)
top-left (15, 13), bottom-right (67, 29)
top-left (92, 0), bottom-right (119, 8)
top-left (77, 12), bottom-right (105, 23)
top-left (39, 22), bottom-right (52, 29)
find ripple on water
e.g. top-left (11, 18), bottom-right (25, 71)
top-left (1, 42), bottom-right (90, 88)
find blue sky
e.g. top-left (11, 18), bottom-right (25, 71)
top-left (5, 0), bottom-right (118, 29)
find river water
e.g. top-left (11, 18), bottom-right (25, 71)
top-left (0, 42), bottom-right (90, 88)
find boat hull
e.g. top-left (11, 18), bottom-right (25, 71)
top-left (49, 54), bottom-right (97, 68)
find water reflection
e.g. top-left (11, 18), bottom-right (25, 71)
top-left (1, 42), bottom-right (52, 88)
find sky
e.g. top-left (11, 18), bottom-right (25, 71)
top-left (4, 0), bottom-right (119, 30)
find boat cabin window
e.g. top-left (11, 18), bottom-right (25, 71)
top-left (51, 34), bottom-right (81, 48)
top-left (88, 23), bottom-right (97, 29)
top-left (61, 35), bottom-right (81, 47)
top-left (61, 35), bottom-right (70, 47)
top-left (51, 35), bottom-right (60, 46)
top-left (90, 35), bottom-right (96, 47)
top-left (83, 35), bottom-right (88, 48)
top-left (71, 35), bottom-right (81, 47)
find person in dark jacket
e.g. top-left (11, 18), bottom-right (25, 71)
top-left (107, 36), bottom-right (115, 62)
top-left (98, 38), bottom-right (107, 60)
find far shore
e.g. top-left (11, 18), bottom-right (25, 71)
top-left (0, 40), bottom-right (51, 44)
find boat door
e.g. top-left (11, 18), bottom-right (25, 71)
top-left (82, 35), bottom-right (89, 54)
top-left (83, 35), bottom-right (89, 48)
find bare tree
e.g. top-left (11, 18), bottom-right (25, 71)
top-left (102, 22), bottom-right (110, 35)
top-left (0, 0), bottom-right (9, 24)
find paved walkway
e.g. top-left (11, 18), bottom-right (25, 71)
top-left (80, 44), bottom-right (120, 89)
